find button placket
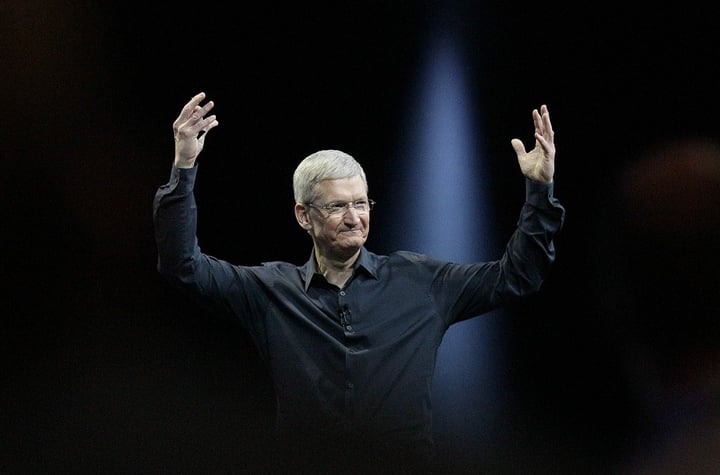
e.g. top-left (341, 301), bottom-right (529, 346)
top-left (339, 289), bottom-right (356, 418)
top-left (338, 290), bottom-right (353, 333)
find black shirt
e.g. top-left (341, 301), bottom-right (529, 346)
top-left (153, 165), bottom-right (565, 471)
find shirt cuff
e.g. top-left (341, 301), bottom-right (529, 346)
top-left (525, 179), bottom-right (556, 209)
top-left (169, 163), bottom-right (199, 195)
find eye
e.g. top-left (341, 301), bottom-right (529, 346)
top-left (327, 203), bottom-right (347, 214)
top-left (353, 200), bottom-right (368, 211)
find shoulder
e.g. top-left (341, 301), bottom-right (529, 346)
top-left (259, 260), bottom-right (301, 274)
top-left (382, 250), bottom-right (447, 268)
top-left (390, 250), bottom-right (427, 263)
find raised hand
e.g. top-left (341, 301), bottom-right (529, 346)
top-left (173, 92), bottom-right (219, 168)
top-left (510, 104), bottom-right (555, 184)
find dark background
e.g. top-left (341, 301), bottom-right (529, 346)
top-left (4, 1), bottom-right (720, 473)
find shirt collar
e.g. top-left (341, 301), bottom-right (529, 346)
top-left (302, 247), bottom-right (379, 291)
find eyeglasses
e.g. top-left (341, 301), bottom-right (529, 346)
top-left (306, 199), bottom-right (376, 217)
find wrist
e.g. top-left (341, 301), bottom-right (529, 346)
top-left (174, 156), bottom-right (196, 169)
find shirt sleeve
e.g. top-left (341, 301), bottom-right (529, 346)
top-left (154, 163), bottom-right (274, 326)
top-left (437, 178), bottom-right (565, 324)
top-left (521, 178), bottom-right (565, 232)
top-left (505, 178), bottom-right (565, 295)
top-left (152, 164), bottom-right (201, 280)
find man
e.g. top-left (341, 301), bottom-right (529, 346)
top-left (153, 92), bottom-right (565, 473)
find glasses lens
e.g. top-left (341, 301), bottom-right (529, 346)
top-left (313, 200), bottom-right (375, 216)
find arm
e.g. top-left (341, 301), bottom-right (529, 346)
top-left (154, 94), bottom-right (268, 330)
top-left (508, 104), bottom-right (563, 285)
top-left (434, 105), bottom-right (565, 323)
top-left (504, 104), bottom-right (564, 294)
top-left (470, 105), bottom-right (564, 309)
top-left (153, 92), bottom-right (219, 281)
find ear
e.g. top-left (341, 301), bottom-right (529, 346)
top-left (294, 203), bottom-right (312, 231)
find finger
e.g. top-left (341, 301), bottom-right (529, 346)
top-left (541, 107), bottom-right (554, 138)
top-left (534, 132), bottom-right (555, 158)
top-left (532, 108), bottom-right (544, 135)
top-left (535, 132), bottom-right (550, 149)
top-left (173, 92), bottom-right (206, 132)
top-left (187, 91), bottom-right (205, 108)
top-left (190, 105), bottom-right (202, 122)
top-left (188, 104), bottom-right (216, 130)
top-left (197, 100), bottom-right (215, 118)
top-left (183, 92), bottom-right (207, 120)
top-left (203, 117), bottom-right (219, 134)
top-left (194, 116), bottom-right (217, 137)
top-left (196, 116), bottom-right (219, 144)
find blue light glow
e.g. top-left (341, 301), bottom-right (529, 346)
top-left (388, 22), bottom-right (508, 468)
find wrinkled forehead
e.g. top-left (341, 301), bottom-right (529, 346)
top-left (314, 176), bottom-right (368, 201)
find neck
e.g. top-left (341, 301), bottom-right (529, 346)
top-left (315, 249), bottom-right (359, 288)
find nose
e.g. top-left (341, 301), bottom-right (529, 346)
top-left (343, 206), bottom-right (362, 223)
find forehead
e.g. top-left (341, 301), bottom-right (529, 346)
top-left (316, 176), bottom-right (367, 200)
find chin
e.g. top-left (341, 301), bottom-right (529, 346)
top-left (339, 236), bottom-right (366, 249)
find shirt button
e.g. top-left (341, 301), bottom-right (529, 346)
top-left (346, 381), bottom-right (354, 389)
top-left (345, 325), bottom-right (353, 331)
top-left (339, 291), bottom-right (346, 296)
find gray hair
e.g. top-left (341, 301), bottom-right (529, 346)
top-left (293, 149), bottom-right (368, 204)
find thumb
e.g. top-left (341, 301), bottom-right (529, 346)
top-left (510, 138), bottom-right (526, 156)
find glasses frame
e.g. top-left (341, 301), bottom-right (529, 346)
top-left (306, 199), bottom-right (376, 217)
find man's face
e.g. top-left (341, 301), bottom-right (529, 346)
top-left (301, 175), bottom-right (370, 259)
